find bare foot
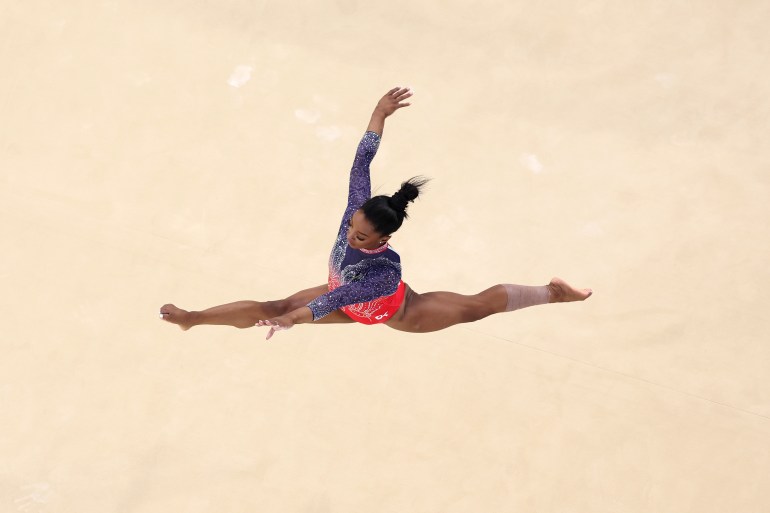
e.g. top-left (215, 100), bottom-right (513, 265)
top-left (547, 277), bottom-right (593, 303)
top-left (159, 304), bottom-right (195, 331)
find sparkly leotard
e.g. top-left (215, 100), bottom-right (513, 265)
top-left (306, 131), bottom-right (405, 322)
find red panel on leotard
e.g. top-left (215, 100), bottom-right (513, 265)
top-left (328, 273), bottom-right (406, 325)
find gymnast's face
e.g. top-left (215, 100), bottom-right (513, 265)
top-left (347, 210), bottom-right (390, 250)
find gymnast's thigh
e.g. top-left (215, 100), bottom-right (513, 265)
top-left (281, 284), bottom-right (329, 311)
top-left (385, 284), bottom-right (478, 333)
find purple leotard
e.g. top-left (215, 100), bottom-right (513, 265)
top-left (306, 131), bottom-right (403, 321)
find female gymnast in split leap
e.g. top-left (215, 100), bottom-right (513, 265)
top-left (160, 87), bottom-right (592, 340)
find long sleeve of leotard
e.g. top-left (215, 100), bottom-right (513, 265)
top-left (306, 261), bottom-right (401, 321)
top-left (344, 131), bottom-right (380, 218)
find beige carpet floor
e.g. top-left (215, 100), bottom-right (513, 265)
top-left (2, 1), bottom-right (769, 511)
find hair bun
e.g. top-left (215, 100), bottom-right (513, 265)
top-left (389, 176), bottom-right (429, 213)
top-left (362, 176), bottom-right (431, 235)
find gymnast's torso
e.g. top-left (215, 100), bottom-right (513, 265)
top-left (306, 131), bottom-right (404, 321)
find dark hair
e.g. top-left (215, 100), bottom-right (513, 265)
top-left (360, 176), bottom-right (430, 236)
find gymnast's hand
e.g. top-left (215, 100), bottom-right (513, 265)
top-left (256, 316), bottom-right (294, 340)
top-left (368, 86), bottom-right (413, 135)
top-left (255, 307), bottom-right (312, 340)
top-left (375, 86), bottom-right (413, 117)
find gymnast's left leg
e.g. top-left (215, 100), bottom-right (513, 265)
top-left (385, 278), bottom-right (592, 334)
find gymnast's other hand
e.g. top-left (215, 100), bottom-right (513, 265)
top-left (374, 86), bottom-right (413, 118)
top-left (256, 316), bottom-right (294, 340)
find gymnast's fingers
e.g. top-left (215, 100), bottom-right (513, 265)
top-left (395, 87), bottom-right (412, 101)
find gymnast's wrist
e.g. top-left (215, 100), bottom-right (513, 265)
top-left (288, 306), bottom-right (314, 325)
top-left (371, 107), bottom-right (389, 120)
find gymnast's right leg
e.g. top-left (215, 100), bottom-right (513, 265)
top-left (160, 284), bottom-right (333, 330)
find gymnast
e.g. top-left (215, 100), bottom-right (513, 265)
top-left (160, 87), bottom-right (592, 340)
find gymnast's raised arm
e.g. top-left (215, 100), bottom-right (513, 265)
top-left (345, 87), bottom-right (414, 216)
